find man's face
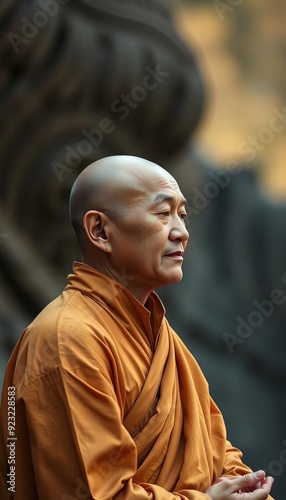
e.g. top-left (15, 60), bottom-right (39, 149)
top-left (107, 169), bottom-right (189, 301)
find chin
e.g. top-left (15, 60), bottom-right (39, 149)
top-left (167, 272), bottom-right (183, 284)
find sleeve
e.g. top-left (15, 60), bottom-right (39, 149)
top-left (222, 440), bottom-right (253, 477)
top-left (20, 353), bottom-right (211, 500)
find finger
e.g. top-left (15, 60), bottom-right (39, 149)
top-left (241, 476), bottom-right (274, 496)
top-left (261, 476), bottom-right (274, 492)
top-left (228, 471), bottom-right (266, 492)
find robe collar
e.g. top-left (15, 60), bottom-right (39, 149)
top-left (65, 262), bottom-right (166, 346)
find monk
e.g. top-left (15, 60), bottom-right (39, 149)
top-left (0, 156), bottom-right (274, 500)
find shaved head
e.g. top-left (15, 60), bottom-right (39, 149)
top-left (69, 155), bottom-right (188, 302)
top-left (69, 155), bottom-right (175, 246)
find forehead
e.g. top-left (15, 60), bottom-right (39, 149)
top-left (127, 169), bottom-right (186, 207)
top-left (148, 169), bottom-right (185, 199)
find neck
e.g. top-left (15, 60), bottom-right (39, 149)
top-left (82, 256), bottom-right (153, 305)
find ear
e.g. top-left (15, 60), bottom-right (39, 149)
top-left (83, 210), bottom-right (111, 253)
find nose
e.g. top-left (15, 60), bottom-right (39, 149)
top-left (169, 218), bottom-right (189, 244)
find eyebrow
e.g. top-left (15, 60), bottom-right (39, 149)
top-left (153, 193), bottom-right (187, 206)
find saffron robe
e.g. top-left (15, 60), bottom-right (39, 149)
top-left (0, 263), bottom-right (270, 500)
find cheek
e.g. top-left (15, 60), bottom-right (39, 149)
top-left (116, 218), bottom-right (168, 252)
top-left (130, 226), bottom-right (162, 243)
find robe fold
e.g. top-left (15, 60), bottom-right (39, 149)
top-left (0, 262), bottom-right (272, 500)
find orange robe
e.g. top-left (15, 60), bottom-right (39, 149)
top-left (0, 262), bottom-right (270, 499)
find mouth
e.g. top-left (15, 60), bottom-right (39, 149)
top-left (164, 250), bottom-right (184, 260)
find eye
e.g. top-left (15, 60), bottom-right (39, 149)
top-left (161, 211), bottom-right (170, 217)
top-left (179, 212), bottom-right (189, 225)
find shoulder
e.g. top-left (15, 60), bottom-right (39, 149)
top-left (13, 289), bottom-right (116, 391)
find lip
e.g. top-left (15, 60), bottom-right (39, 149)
top-left (164, 251), bottom-right (184, 260)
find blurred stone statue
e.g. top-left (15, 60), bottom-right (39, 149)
top-left (0, 1), bottom-right (285, 498)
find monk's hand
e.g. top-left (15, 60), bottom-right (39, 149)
top-left (205, 470), bottom-right (274, 500)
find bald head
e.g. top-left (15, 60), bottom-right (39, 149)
top-left (69, 155), bottom-right (175, 246)
top-left (69, 155), bottom-right (189, 301)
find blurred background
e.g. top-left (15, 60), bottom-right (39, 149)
top-left (0, 0), bottom-right (285, 498)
